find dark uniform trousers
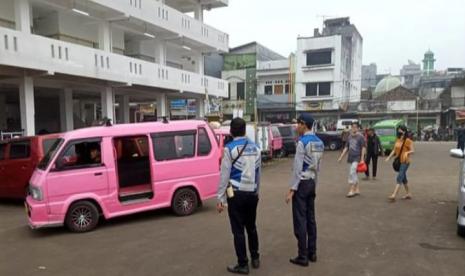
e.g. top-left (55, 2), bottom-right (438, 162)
top-left (292, 179), bottom-right (316, 259)
top-left (227, 191), bottom-right (259, 266)
top-left (365, 150), bottom-right (379, 177)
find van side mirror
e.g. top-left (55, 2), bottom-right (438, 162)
top-left (450, 149), bottom-right (464, 159)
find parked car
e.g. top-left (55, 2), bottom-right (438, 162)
top-left (25, 120), bottom-right (221, 232)
top-left (449, 148), bottom-right (465, 237)
top-left (0, 134), bottom-right (60, 199)
top-left (276, 124), bottom-right (298, 156)
top-left (270, 125), bottom-right (284, 158)
top-left (373, 119), bottom-right (405, 154)
top-left (337, 118), bottom-right (359, 131)
top-left (316, 131), bottom-right (343, 151)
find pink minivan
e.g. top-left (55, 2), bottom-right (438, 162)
top-left (25, 120), bottom-right (220, 232)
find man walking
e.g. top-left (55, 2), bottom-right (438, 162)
top-left (364, 128), bottom-right (383, 180)
top-left (286, 113), bottom-right (324, 267)
top-left (338, 122), bottom-right (366, 197)
top-left (217, 118), bottom-right (261, 275)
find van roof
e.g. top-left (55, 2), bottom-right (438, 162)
top-left (62, 120), bottom-right (209, 140)
top-left (373, 119), bottom-right (404, 128)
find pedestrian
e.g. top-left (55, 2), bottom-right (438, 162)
top-left (337, 122), bottom-right (366, 197)
top-left (285, 113), bottom-right (324, 267)
top-left (364, 128), bottom-right (384, 180)
top-left (385, 125), bottom-right (415, 201)
top-left (217, 117), bottom-right (262, 275)
top-left (341, 126), bottom-right (350, 150)
top-left (457, 123), bottom-right (465, 151)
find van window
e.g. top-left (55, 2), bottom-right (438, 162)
top-left (278, 126), bottom-right (292, 137)
top-left (152, 131), bottom-right (196, 161)
top-left (38, 139), bottom-right (63, 170)
top-left (375, 128), bottom-right (396, 136)
top-left (10, 140), bottom-right (31, 159)
top-left (198, 128), bottom-right (211, 156)
top-left (0, 143), bottom-right (5, 160)
top-left (42, 138), bottom-right (59, 155)
top-left (57, 140), bottom-right (102, 169)
top-left (271, 126), bottom-right (281, 137)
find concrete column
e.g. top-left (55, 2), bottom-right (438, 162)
top-left (14, 0), bottom-right (31, 33)
top-left (194, 4), bottom-right (204, 22)
top-left (19, 76), bottom-right (35, 135)
top-left (197, 52), bottom-right (204, 75)
top-left (59, 88), bottom-right (74, 131)
top-left (101, 87), bottom-right (115, 123)
top-left (156, 93), bottom-right (167, 118)
top-left (155, 40), bottom-right (166, 65)
top-left (98, 21), bottom-right (112, 52)
top-left (196, 98), bottom-right (205, 118)
top-left (122, 95), bottom-right (130, 123)
top-left (0, 94), bottom-right (6, 130)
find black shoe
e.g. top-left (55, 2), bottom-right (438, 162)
top-left (309, 254), bottom-right (317, 263)
top-left (227, 264), bottom-right (249, 275)
top-left (251, 258), bottom-right (260, 269)
top-left (289, 257), bottom-right (309, 267)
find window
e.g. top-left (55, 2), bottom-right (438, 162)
top-left (0, 143), bottom-right (5, 160)
top-left (227, 83), bottom-right (231, 100)
top-left (285, 84), bottom-right (290, 94)
top-left (152, 131), bottom-right (196, 161)
top-left (57, 140), bottom-right (102, 169)
top-left (197, 128), bottom-right (212, 156)
top-left (10, 140), bottom-right (31, 159)
top-left (237, 82), bottom-right (245, 100)
top-left (305, 82), bottom-right (331, 97)
top-left (42, 138), bottom-right (59, 156)
top-left (38, 139), bottom-right (63, 170)
top-left (306, 50), bottom-right (332, 66)
top-left (274, 85), bottom-right (284, 95)
top-left (264, 85), bottom-right (273, 95)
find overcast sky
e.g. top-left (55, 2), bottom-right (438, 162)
top-left (204, 0), bottom-right (465, 74)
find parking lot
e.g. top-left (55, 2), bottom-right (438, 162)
top-left (0, 142), bottom-right (464, 276)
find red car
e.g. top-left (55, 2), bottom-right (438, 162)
top-left (0, 134), bottom-right (61, 199)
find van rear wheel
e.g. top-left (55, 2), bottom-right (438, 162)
top-left (172, 188), bottom-right (198, 216)
top-left (65, 201), bottom-right (99, 233)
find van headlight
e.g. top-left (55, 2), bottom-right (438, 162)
top-left (29, 186), bottom-right (43, 201)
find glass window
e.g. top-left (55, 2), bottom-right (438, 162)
top-left (0, 143), bottom-right (5, 160)
top-left (152, 131), bottom-right (196, 161)
top-left (42, 138), bottom-right (59, 156)
top-left (271, 126), bottom-right (281, 137)
top-left (198, 128), bottom-right (212, 156)
top-left (237, 82), bottom-right (245, 100)
top-left (319, 82), bottom-right (331, 96)
top-left (306, 83), bottom-right (318, 97)
top-left (58, 141), bottom-right (102, 169)
top-left (375, 128), bottom-right (396, 136)
top-left (285, 84), bottom-right (290, 94)
top-left (264, 85), bottom-right (273, 95)
top-left (278, 126), bottom-right (292, 137)
top-left (38, 139), bottom-right (63, 170)
top-left (306, 50), bottom-right (332, 66)
top-left (10, 140), bottom-right (31, 159)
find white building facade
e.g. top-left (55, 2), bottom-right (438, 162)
top-left (0, 0), bottom-right (229, 135)
top-left (295, 18), bottom-right (362, 121)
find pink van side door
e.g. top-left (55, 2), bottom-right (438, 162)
top-left (45, 138), bottom-right (109, 215)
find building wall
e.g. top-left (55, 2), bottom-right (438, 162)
top-left (362, 63), bottom-right (377, 89)
top-left (452, 85), bottom-right (465, 107)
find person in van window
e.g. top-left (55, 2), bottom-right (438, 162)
top-left (217, 117), bottom-right (261, 275)
top-left (286, 113), bottom-right (324, 267)
top-left (364, 128), bottom-right (383, 180)
top-left (385, 125), bottom-right (414, 201)
top-left (88, 144), bottom-right (101, 164)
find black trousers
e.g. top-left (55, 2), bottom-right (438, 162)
top-left (227, 192), bottom-right (259, 266)
top-left (292, 179), bottom-right (316, 259)
top-left (365, 152), bottom-right (378, 177)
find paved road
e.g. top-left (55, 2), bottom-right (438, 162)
top-left (1, 142), bottom-right (464, 276)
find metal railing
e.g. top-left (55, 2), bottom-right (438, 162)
top-left (0, 130), bottom-right (24, 140)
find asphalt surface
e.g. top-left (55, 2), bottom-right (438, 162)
top-left (0, 142), bottom-right (464, 276)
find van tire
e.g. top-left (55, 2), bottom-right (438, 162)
top-left (172, 188), bottom-right (198, 216)
top-left (457, 209), bottom-right (465, 237)
top-left (329, 141), bottom-right (338, 151)
top-left (65, 201), bottom-right (99, 233)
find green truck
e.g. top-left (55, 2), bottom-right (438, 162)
top-left (373, 119), bottom-right (405, 154)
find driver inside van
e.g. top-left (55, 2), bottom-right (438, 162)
top-left (88, 143), bottom-right (101, 164)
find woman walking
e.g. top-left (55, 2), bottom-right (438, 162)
top-left (385, 125), bottom-right (414, 201)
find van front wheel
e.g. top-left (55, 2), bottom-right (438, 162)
top-left (65, 201), bottom-right (99, 233)
top-left (172, 188), bottom-right (198, 216)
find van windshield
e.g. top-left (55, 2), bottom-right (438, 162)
top-left (375, 128), bottom-right (396, 136)
top-left (37, 138), bottom-right (64, 170)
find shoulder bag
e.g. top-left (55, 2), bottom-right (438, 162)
top-left (392, 138), bottom-right (407, 172)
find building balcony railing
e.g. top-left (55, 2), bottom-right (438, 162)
top-left (0, 27), bottom-right (227, 98)
top-left (88, 0), bottom-right (229, 52)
